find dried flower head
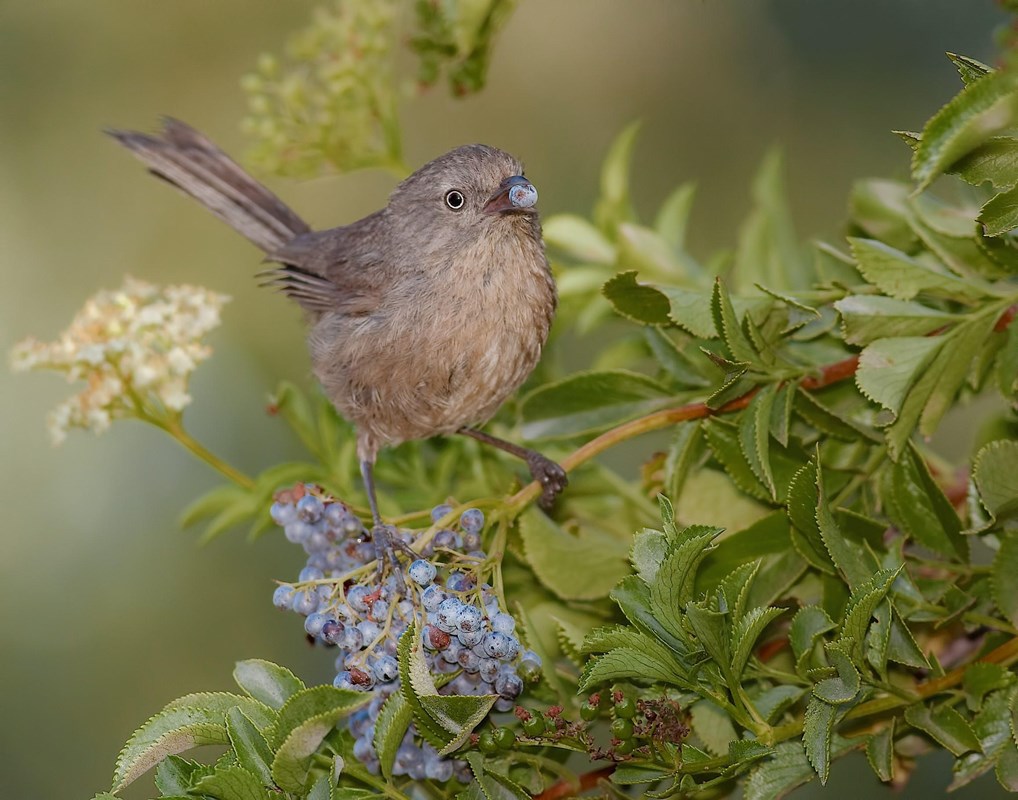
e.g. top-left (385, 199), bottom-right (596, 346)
top-left (10, 277), bottom-right (229, 444)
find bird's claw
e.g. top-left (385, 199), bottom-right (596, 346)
top-left (370, 523), bottom-right (415, 592)
top-left (526, 453), bottom-right (568, 511)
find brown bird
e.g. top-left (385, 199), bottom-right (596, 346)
top-left (108, 118), bottom-right (567, 570)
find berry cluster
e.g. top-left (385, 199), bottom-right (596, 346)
top-left (269, 486), bottom-right (541, 780)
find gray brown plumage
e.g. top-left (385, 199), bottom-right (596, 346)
top-left (108, 119), bottom-right (566, 538)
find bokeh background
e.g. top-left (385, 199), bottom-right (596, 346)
top-left (0, 1), bottom-right (1010, 797)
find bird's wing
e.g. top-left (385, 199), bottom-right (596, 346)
top-left (262, 220), bottom-right (386, 315)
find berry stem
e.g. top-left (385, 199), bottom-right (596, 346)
top-left (159, 415), bottom-right (256, 490)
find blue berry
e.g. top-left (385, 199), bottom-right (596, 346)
top-left (479, 658), bottom-right (500, 683)
top-left (272, 584), bottom-right (295, 609)
top-left (436, 598), bottom-right (463, 631)
top-left (445, 571), bottom-right (474, 592)
top-left (291, 588), bottom-right (319, 615)
top-left (495, 671), bottom-right (524, 699)
top-left (460, 508), bottom-right (484, 534)
top-left (353, 734), bottom-right (375, 761)
top-left (284, 520), bottom-right (313, 544)
top-left (408, 559), bottom-right (437, 586)
top-left (482, 631), bottom-right (511, 659)
top-left (425, 756), bottom-right (453, 782)
top-left (323, 503), bottom-right (347, 526)
top-left (372, 655), bottom-right (399, 682)
top-left (304, 611), bottom-right (329, 637)
top-left (298, 565), bottom-right (324, 583)
top-left (347, 585), bottom-right (371, 613)
top-left (491, 612), bottom-right (516, 635)
top-left (433, 529), bottom-right (460, 550)
top-left (430, 504), bottom-right (454, 523)
top-left (462, 531), bottom-right (482, 551)
top-left (296, 494), bottom-right (324, 523)
top-left (334, 671), bottom-right (356, 690)
top-left (456, 605), bottom-right (483, 633)
top-left (458, 628), bottom-right (484, 648)
top-left (357, 619), bottom-right (381, 645)
top-left (321, 618), bottom-right (345, 645)
top-left (270, 501), bottom-right (297, 526)
top-left (457, 648), bottom-right (480, 673)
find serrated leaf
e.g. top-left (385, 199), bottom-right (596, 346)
top-left (849, 179), bottom-right (916, 252)
top-left (813, 643), bottom-right (860, 704)
top-left (113, 693), bottom-right (273, 791)
top-left (949, 52), bottom-right (992, 86)
top-left (154, 755), bottom-right (211, 796)
top-left (233, 660), bottom-right (304, 711)
top-left (785, 460), bottom-right (836, 574)
top-left (543, 214), bottom-right (615, 263)
top-left (904, 703), bottom-right (981, 756)
top-left (612, 763), bottom-right (677, 785)
top-left (855, 335), bottom-right (943, 416)
top-left (976, 440), bottom-right (1018, 526)
top-left (834, 295), bottom-right (954, 345)
top-left (755, 685), bottom-right (806, 724)
top-left (816, 466), bottom-right (880, 588)
top-left (520, 369), bottom-right (674, 441)
top-left (518, 507), bottom-right (630, 601)
top-left (993, 532), bottom-right (1018, 627)
top-left (579, 646), bottom-right (688, 692)
top-left (839, 569), bottom-right (899, 664)
top-left (270, 687), bottom-right (371, 793)
top-left (731, 606), bottom-right (783, 677)
top-left (611, 576), bottom-right (690, 655)
top-left (951, 135), bottom-right (1018, 190)
top-left (226, 708), bottom-right (273, 789)
top-left (191, 764), bottom-right (272, 800)
top-left (997, 739), bottom-right (1018, 791)
top-left (644, 328), bottom-right (710, 388)
top-left (739, 385), bottom-right (778, 498)
top-left (744, 741), bottom-right (813, 800)
top-left (618, 221), bottom-right (691, 280)
top-left (964, 663), bottom-right (1014, 712)
top-left (397, 622), bottom-right (456, 750)
top-left (794, 388), bottom-right (877, 442)
top-left (463, 752), bottom-right (531, 800)
top-left (685, 602), bottom-right (730, 669)
top-left (865, 721), bottom-right (895, 783)
top-left (716, 561), bottom-right (760, 620)
top-left (913, 67), bottom-right (1018, 191)
top-left (848, 237), bottom-right (989, 301)
top-left (373, 691), bottom-right (412, 781)
top-left (602, 270), bottom-right (674, 325)
top-left (631, 528), bottom-right (668, 585)
top-left (882, 444), bottom-right (966, 560)
top-left (703, 418), bottom-right (771, 502)
top-left (951, 689), bottom-right (1013, 789)
top-left (650, 527), bottom-right (722, 640)
top-left (712, 278), bottom-right (759, 364)
top-left (802, 697), bottom-right (837, 784)
top-left (690, 699), bottom-right (738, 755)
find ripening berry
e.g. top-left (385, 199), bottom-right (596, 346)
top-left (610, 718), bottom-right (634, 739)
top-left (321, 618), bottom-right (345, 645)
top-left (580, 702), bottom-right (599, 721)
top-left (493, 727), bottom-right (515, 750)
top-left (459, 508), bottom-right (484, 534)
top-left (296, 494), bottom-right (324, 523)
top-left (408, 559), bottom-right (437, 586)
top-left (523, 713), bottom-right (546, 737)
top-left (272, 584), bottom-right (295, 609)
top-left (430, 504), bottom-right (453, 523)
top-left (334, 671), bottom-right (356, 690)
top-left (615, 695), bottom-right (637, 719)
top-left (477, 730), bottom-right (498, 754)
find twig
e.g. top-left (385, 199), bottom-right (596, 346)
top-left (534, 765), bottom-right (616, 800)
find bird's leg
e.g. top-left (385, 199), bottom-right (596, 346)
top-left (458, 427), bottom-right (568, 510)
top-left (359, 459), bottom-right (414, 589)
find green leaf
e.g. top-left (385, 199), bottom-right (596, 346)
top-left (786, 460), bottom-right (836, 574)
top-left (397, 622), bottom-right (457, 750)
top-left (744, 741), bottom-right (813, 800)
top-left (154, 755), bottom-right (211, 795)
top-left (602, 270), bottom-right (673, 325)
top-left (976, 439), bottom-right (1018, 526)
top-left (712, 278), bottom-right (759, 364)
top-left (543, 214), bottom-right (615, 263)
top-left (665, 422), bottom-right (706, 503)
top-left (997, 740), bottom-right (1018, 791)
top-left (964, 663), bottom-right (1014, 712)
top-left (370, 691), bottom-right (411, 781)
top-left (611, 576), bottom-right (689, 655)
top-left (618, 222), bottom-right (691, 280)
top-left (816, 467), bottom-right (881, 588)
top-left (856, 335), bottom-right (943, 415)
top-left (731, 606), bottom-right (784, 677)
top-left (849, 179), bottom-right (916, 252)
top-left (865, 721), bottom-right (895, 783)
top-left (690, 699), bottom-right (738, 755)
top-left (993, 532), bottom-right (1018, 627)
top-left (813, 643), bottom-right (860, 705)
top-left (802, 697), bottom-right (837, 784)
top-left (463, 752), bottom-right (531, 800)
top-left (179, 484), bottom-right (249, 530)
top-left (518, 508), bottom-right (630, 601)
top-left (794, 388), bottom-right (877, 442)
top-left (703, 418), bottom-right (770, 503)
top-left (520, 369), bottom-right (674, 441)
top-left (950, 136), bottom-right (1018, 190)
top-left (839, 569), bottom-right (900, 664)
top-left (270, 687), bottom-right (371, 793)
top-left (113, 693), bottom-right (274, 791)
top-left (904, 703), bottom-right (982, 756)
top-left (233, 660), bottom-right (305, 711)
top-left (948, 52), bottom-right (992, 86)
top-left (579, 646), bottom-right (689, 692)
top-left (754, 685), bottom-right (806, 724)
top-left (951, 689), bottom-right (1013, 789)
top-left (191, 765), bottom-right (272, 800)
top-left (596, 121), bottom-right (641, 233)
top-left (655, 182), bottom-right (698, 251)
top-left (739, 384), bottom-right (778, 498)
top-left (226, 708), bottom-right (274, 789)
top-left (685, 602), bottom-right (730, 670)
top-left (881, 444), bottom-right (966, 560)
top-left (834, 295), bottom-right (954, 345)
top-left (650, 527), bottom-right (722, 640)
top-left (644, 328), bottom-right (710, 388)
top-left (913, 67), bottom-right (1018, 191)
top-left (848, 237), bottom-right (989, 302)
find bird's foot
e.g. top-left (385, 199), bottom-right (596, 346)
top-left (370, 523), bottom-right (417, 593)
top-left (526, 453), bottom-right (568, 511)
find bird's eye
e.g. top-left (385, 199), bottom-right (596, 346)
top-left (444, 190), bottom-right (465, 210)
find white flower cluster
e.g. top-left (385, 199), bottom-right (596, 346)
top-left (10, 277), bottom-right (229, 444)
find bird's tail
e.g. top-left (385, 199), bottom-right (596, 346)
top-left (107, 118), bottom-right (310, 253)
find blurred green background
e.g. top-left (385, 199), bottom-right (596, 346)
top-left (0, 1), bottom-right (1010, 797)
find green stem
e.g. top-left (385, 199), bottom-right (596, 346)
top-left (159, 415), bottom-right (255, 490)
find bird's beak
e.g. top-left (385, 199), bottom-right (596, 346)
top-left (483, 175), bottom-right (538, 214)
